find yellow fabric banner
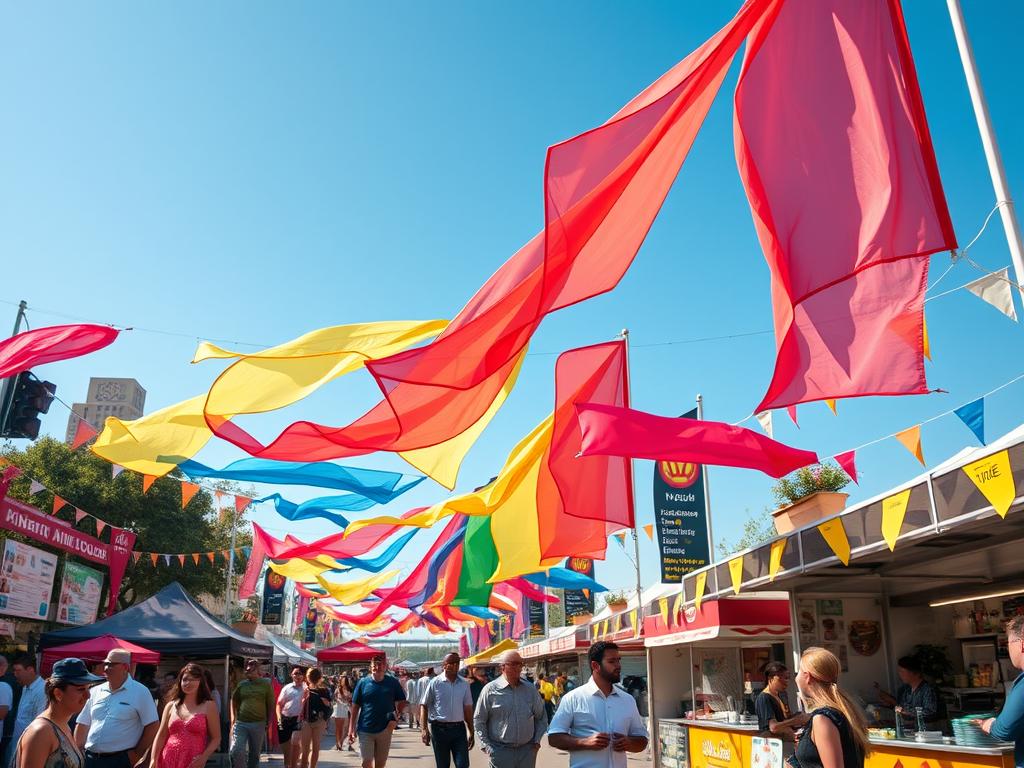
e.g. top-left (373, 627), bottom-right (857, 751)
top-left (817, 519), bottom-right (851, 565)
top-left (881, 488), bottom-right (912, 551)
top-left (267, 556), bottom-right (348, 583)
top-left (894, 425), bottom-right (925, 466)
top-left (93, 320), bottom-right (446, 478)
top-left (728, 556), bottom-right (744, 595)
top-left (694, 571), bottom-right (707, 612)
top-left (922, 315), bottom-right (931, 361)
top-left (315, 569), bottom-right (400, 605)
top-left (825, 399), bottom-right (837, 415)
top-left (659, 597), bottom-right (669, 626)
top-left (962, 450), bottom-right (1016, 519)
top-left (768, 539), bottom-right (786, 582)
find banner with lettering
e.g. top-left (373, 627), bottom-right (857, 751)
top-left (105, 527), bottom-right (136, 616)
top-left (261, 569), bottom-right (286, 626)
top-left (528, 598), bottom-right (545, 638)
top-left (653, 409), bottom-right (710, 582)
top-left (563, 557), bottom-right (595, 625)
top-left (303, 600), bottom-right (318, 644)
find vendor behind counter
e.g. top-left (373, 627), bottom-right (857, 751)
top-left (874, 656), bottom-right (945, 729)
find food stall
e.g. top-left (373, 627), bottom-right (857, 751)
top-left (676, 424), bottom-right (1024, 768)
top-left (642, 593), bottom-right (793, 768)
top-left (519, 625), bottom-right (590, 683)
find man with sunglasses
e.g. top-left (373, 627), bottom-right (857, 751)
top-left (277, 667), bottom-right (306, 768)
top-left (978, 616), bottom-right (1024, 767)
top-left (74, 649), bottom-right (159, 768)
top-left (473, 651), bottom-right (547, 768)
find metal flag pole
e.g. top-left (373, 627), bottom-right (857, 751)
top-left (696, 394), bottom-right (719, 595)
top-left (0, 300), bottom-right (28, 433)
top-left (946, 0), bottom-right (1024, 299)
top-left (223, 501), bottom-right (237, 624)
top-left (619, 329), bottom-right (644, 638)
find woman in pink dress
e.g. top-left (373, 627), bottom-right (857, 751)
top-left (150, 663), bottom-right (222, 768)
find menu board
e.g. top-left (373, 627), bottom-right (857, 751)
top-left (0, 540), bottom-right (58, 620)
top-left (57, 561), bottom-right (104, 625)
top-left (658, 720), bottom-right (689, 768)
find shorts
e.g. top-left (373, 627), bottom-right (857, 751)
top-left (358, 728), bottom-right (394, 764)
top-left (279, 715), bottom-right (300, 743)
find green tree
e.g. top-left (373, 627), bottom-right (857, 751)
top-left (716, 508), bottom-right (776, 558)
top-left (547, 589), bottom-right (565, 628)
top-left (2, 437), bottom-right (251, 609)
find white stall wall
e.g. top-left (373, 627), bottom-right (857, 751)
top-left (649, 644), bottom-right (695, 720)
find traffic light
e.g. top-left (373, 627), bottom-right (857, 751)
top-left (0, 372), bottom-right (56, 440)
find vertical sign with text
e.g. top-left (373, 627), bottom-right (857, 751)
top-left (303, 600), bottom-right (318, 644)
top-left (563, 557), bottom-right (595, 625)
top-left (653, 408), bottom-right (710, 583)
top-left (261, 570), bottom-right (286, 625)
top-left (528, 599), bottom-right (546, 638)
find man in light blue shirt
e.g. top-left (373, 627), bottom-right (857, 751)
top-left (421, 653), bottom-right (474, 768)
top-left (548, 642), bottom-right (648, 768)
top-left (980, 617), bottom-right (1024, 767)
top-left (9, 655), bottom-right (44, 764)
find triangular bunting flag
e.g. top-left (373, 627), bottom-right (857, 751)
top-left (206, 552), bottom-right (215, 564)
top-left (95, 520), bottom-right (106, 537)
top-left (181, 482), bottom-right (201, 509)
top-left (112, 464), bottom-right (125, 479)
top-left (786, 405), bottom-right (798, 426)
top-left (52, 495), bottom-right (66, 515)
top-left (954, 399), bottom-right (985, 445)
top-left (922, 315), bottom-right (931, 361)
top-left (825, 399), bottom-right (837, 415)
top-left (70, 419), bottom-right (98, 450)
top-left (163, 555), bottom-right (171, 566)
top-left (962, 450), bottom-right (1015, 519)
top-left (768, 539), bottom-right (786, 581)
top-left (221, 550), bottom-right (229, 560)
top-left (835, 450), bottom-right (858, 485)
top-left (658, 597), bottom-right (669, 626)
top-left (672, 593), bottom-right (682, 624)
top-left (142, 475), bottom-right (157, 494)
top-left (964, 267), bottom-right (1018, 321)
top-left (132, 551), bottom-right (141, 564)
top-left (613, 532), bottom-right (626, 548)
top-left (694, 570), bottom-right (707, 613)
top-left (235, 495), bottom-right (252, 515)
top-left (894, 425), bottom-right (925, 465)
top-left (75, 509), bottom-right (87, 524)
top-left (177, 554), bottom-right (186, 567)
top-left (755, 411), bottom-right (773, 439)
top-left (150, 553), bottom-right (159, 567)
top-left (881, 488), bottom-right (912, 551)
top-left (728, 556), bottom-right (744, 594)
top-left (29, 480), bottom-right (46, 496)
top-left (642, 523), bottom-right (654, 541)
top-left (816, 519), bottom-right (851, 566)
top-left (614, 615), bottom-right (622, 632)
top-left (192, 553), bottom-right (200, 565)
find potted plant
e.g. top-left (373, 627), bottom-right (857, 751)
top-left (603, 590), bottom-right (628, 612)
top-left (571, 612), bottom-right (593, 626)
top-left (770, 462), bottom-right (851, 533)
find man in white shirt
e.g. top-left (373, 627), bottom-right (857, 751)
top-left (548, 642), bottom-right (648, 768)
top-left (10, 655), bottom-right (45, 764)
top-left (276, 667), bottom-right (305, 768)
top-left (74, 649), bottom-right (159, 768)
top-left (420, 653), bottom-right (474, 768)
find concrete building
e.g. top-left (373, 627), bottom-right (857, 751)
top-left (64, 377), bottom-right (146, 444)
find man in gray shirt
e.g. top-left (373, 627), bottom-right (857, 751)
top-left (473, 651), bottom-right (547, 768)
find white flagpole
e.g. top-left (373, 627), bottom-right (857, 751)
top-left (946, 0), bottom-right (1024, 299)
top-left (619, 329), bottom-right (645, 638)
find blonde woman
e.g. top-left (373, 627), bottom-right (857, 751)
top-left (793, 647), bottom-right (870, 768)
top-left (333, 676), bottom-right (354, 750)
top-left (298, 669), bottom-right (332, 768)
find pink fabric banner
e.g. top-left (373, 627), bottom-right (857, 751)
top-left (0, 324), bottom-right (119, 379)
top-left (576, 403), bottom-right (818, 478)
top-left (735, 0), bottom-right (956, 411)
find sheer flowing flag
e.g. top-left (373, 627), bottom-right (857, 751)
top-left (576, 404), bottom-right (818, 478)
top-left (0, 324), bottom-right (119, 379)
top-left (735, 0), bottom-right (956, 411)
top-left (206, 0), bottom-right (780, 480)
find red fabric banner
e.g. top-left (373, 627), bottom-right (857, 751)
top-left (105, 526), bottom-right (136, 616)
top-left (0, 324), bottom-right (119, 379)
top-left (238, 534), bottom-right (266, 600)
top-left (252, 506), bottom-right (427, 561)
top-left (576, 403), bottom-right (818, 478)
top-left (735, 0), bottom-right (956, 411)
top-left (207, 0), bottom-right (777, 463)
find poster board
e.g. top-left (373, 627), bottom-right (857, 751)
top-left (0, 539), bottom-right (58, 620)
top-left (56, 560), bottom-right (104, 625)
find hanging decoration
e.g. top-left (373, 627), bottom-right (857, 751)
top-left (768, 539), bottom-right (786, 581)
top-left (963, 267), bottom-right (1018, 321)
top-left (881, 489), bottom-right (912, 551)
top-left (954, 399), bottom-right (986, 445)
top-left (962, 450), bottom-right (1015, 519)
top-left (894, 425), bottom-right (925, 466)
top-left (728, 556), bottom-right (744, 595)
top-left (0, 324), bottom-right (119, 379)
top-left (816, 519), bottom-right (851, 566)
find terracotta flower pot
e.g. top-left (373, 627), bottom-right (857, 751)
top-left (231, 620), bottom-right (257, 637)
top-left (572, 613), bottom-right (593, 626)
top-left (771, 491), bottom-right (848, 534)
top-left (605, 600), bottom-right (628, 613)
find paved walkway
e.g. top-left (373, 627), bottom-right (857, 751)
top-left (258, 724), bottom-right (652, 768)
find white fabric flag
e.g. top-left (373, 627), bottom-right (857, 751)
top-left (111, 464), bottom-right (125, 479)
top-left (28, 480), bottom-right (46, 496)
top-left (755, 410), bottom-right (773, 439)
top-left (965, 267), bottom-right (1018, 321)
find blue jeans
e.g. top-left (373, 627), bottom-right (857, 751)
top-left (230, 720), bottom-right (266, 768)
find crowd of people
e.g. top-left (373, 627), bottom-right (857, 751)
top-left (0, 620), bottom-right (1021, 768)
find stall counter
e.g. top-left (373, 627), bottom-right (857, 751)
top-left (658, 718), bottom-right (778, 768)
top-left (866, 737), bottom-right (1014, 768)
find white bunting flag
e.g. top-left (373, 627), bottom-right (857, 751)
top-left (112, 464), bottom-right (125, 479)
top-left (755, 410), bottom-right (773, 439)
top-left (965, 267), bottom-right (1018, 322)
top-left (29, 480), bottom-right (46, 496)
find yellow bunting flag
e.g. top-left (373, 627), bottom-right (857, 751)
top-left (923, 315), bottom-right (931, 361)
top-left (630, 608), bottom-right (639, 638)
top-left (614, 615), bottom-right (622, 633)
top-left (659, 597), bottom-right (669, 626)
top-left (768, 539), bottom-right (787, 581)
top-left (894, 425), bottom-right (925, 465)
top-left (181, 482), bottom-right (201, 509)
top-left (881, 488), bottom-right (912, 551)
top-left (642, 523), bottom-right (654, 540)
top-left (694, 570), bottom-right (707, 612)
top-left (817, 519), bottom-right (851, 565)
top-left (672, 593), bottom-right (683, 624)
top-left (728, 556), bottom-right (744, 595)
top-left (826, 399), bottom-right (837, 415)
top-left (962, 450), bottom-right (1016, 519)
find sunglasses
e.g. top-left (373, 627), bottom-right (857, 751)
top-left (103, 662), bottom-right (124, 668)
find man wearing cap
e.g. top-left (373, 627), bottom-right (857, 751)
top-left (230, 659), bottom-right (274, 768)
top-left (74, 649), bottom-right (159, 768)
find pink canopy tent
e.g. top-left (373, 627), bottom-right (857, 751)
top-left (40, 634), bottom-right (160, 675)
top-left (316, 639), bottom-right (384, 663)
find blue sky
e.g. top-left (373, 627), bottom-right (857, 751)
top-left (2, 2), bottom-right (1022, 626)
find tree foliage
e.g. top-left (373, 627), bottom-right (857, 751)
top-left (2, 437), bottom-right (252, 609)
top-left (717, 508), bottom-right (776, 558)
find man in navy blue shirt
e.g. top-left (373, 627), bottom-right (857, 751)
top-left (980, 617), bottom-right (1024, 767)
top-left (349, 654), bottom-right (406, 768)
